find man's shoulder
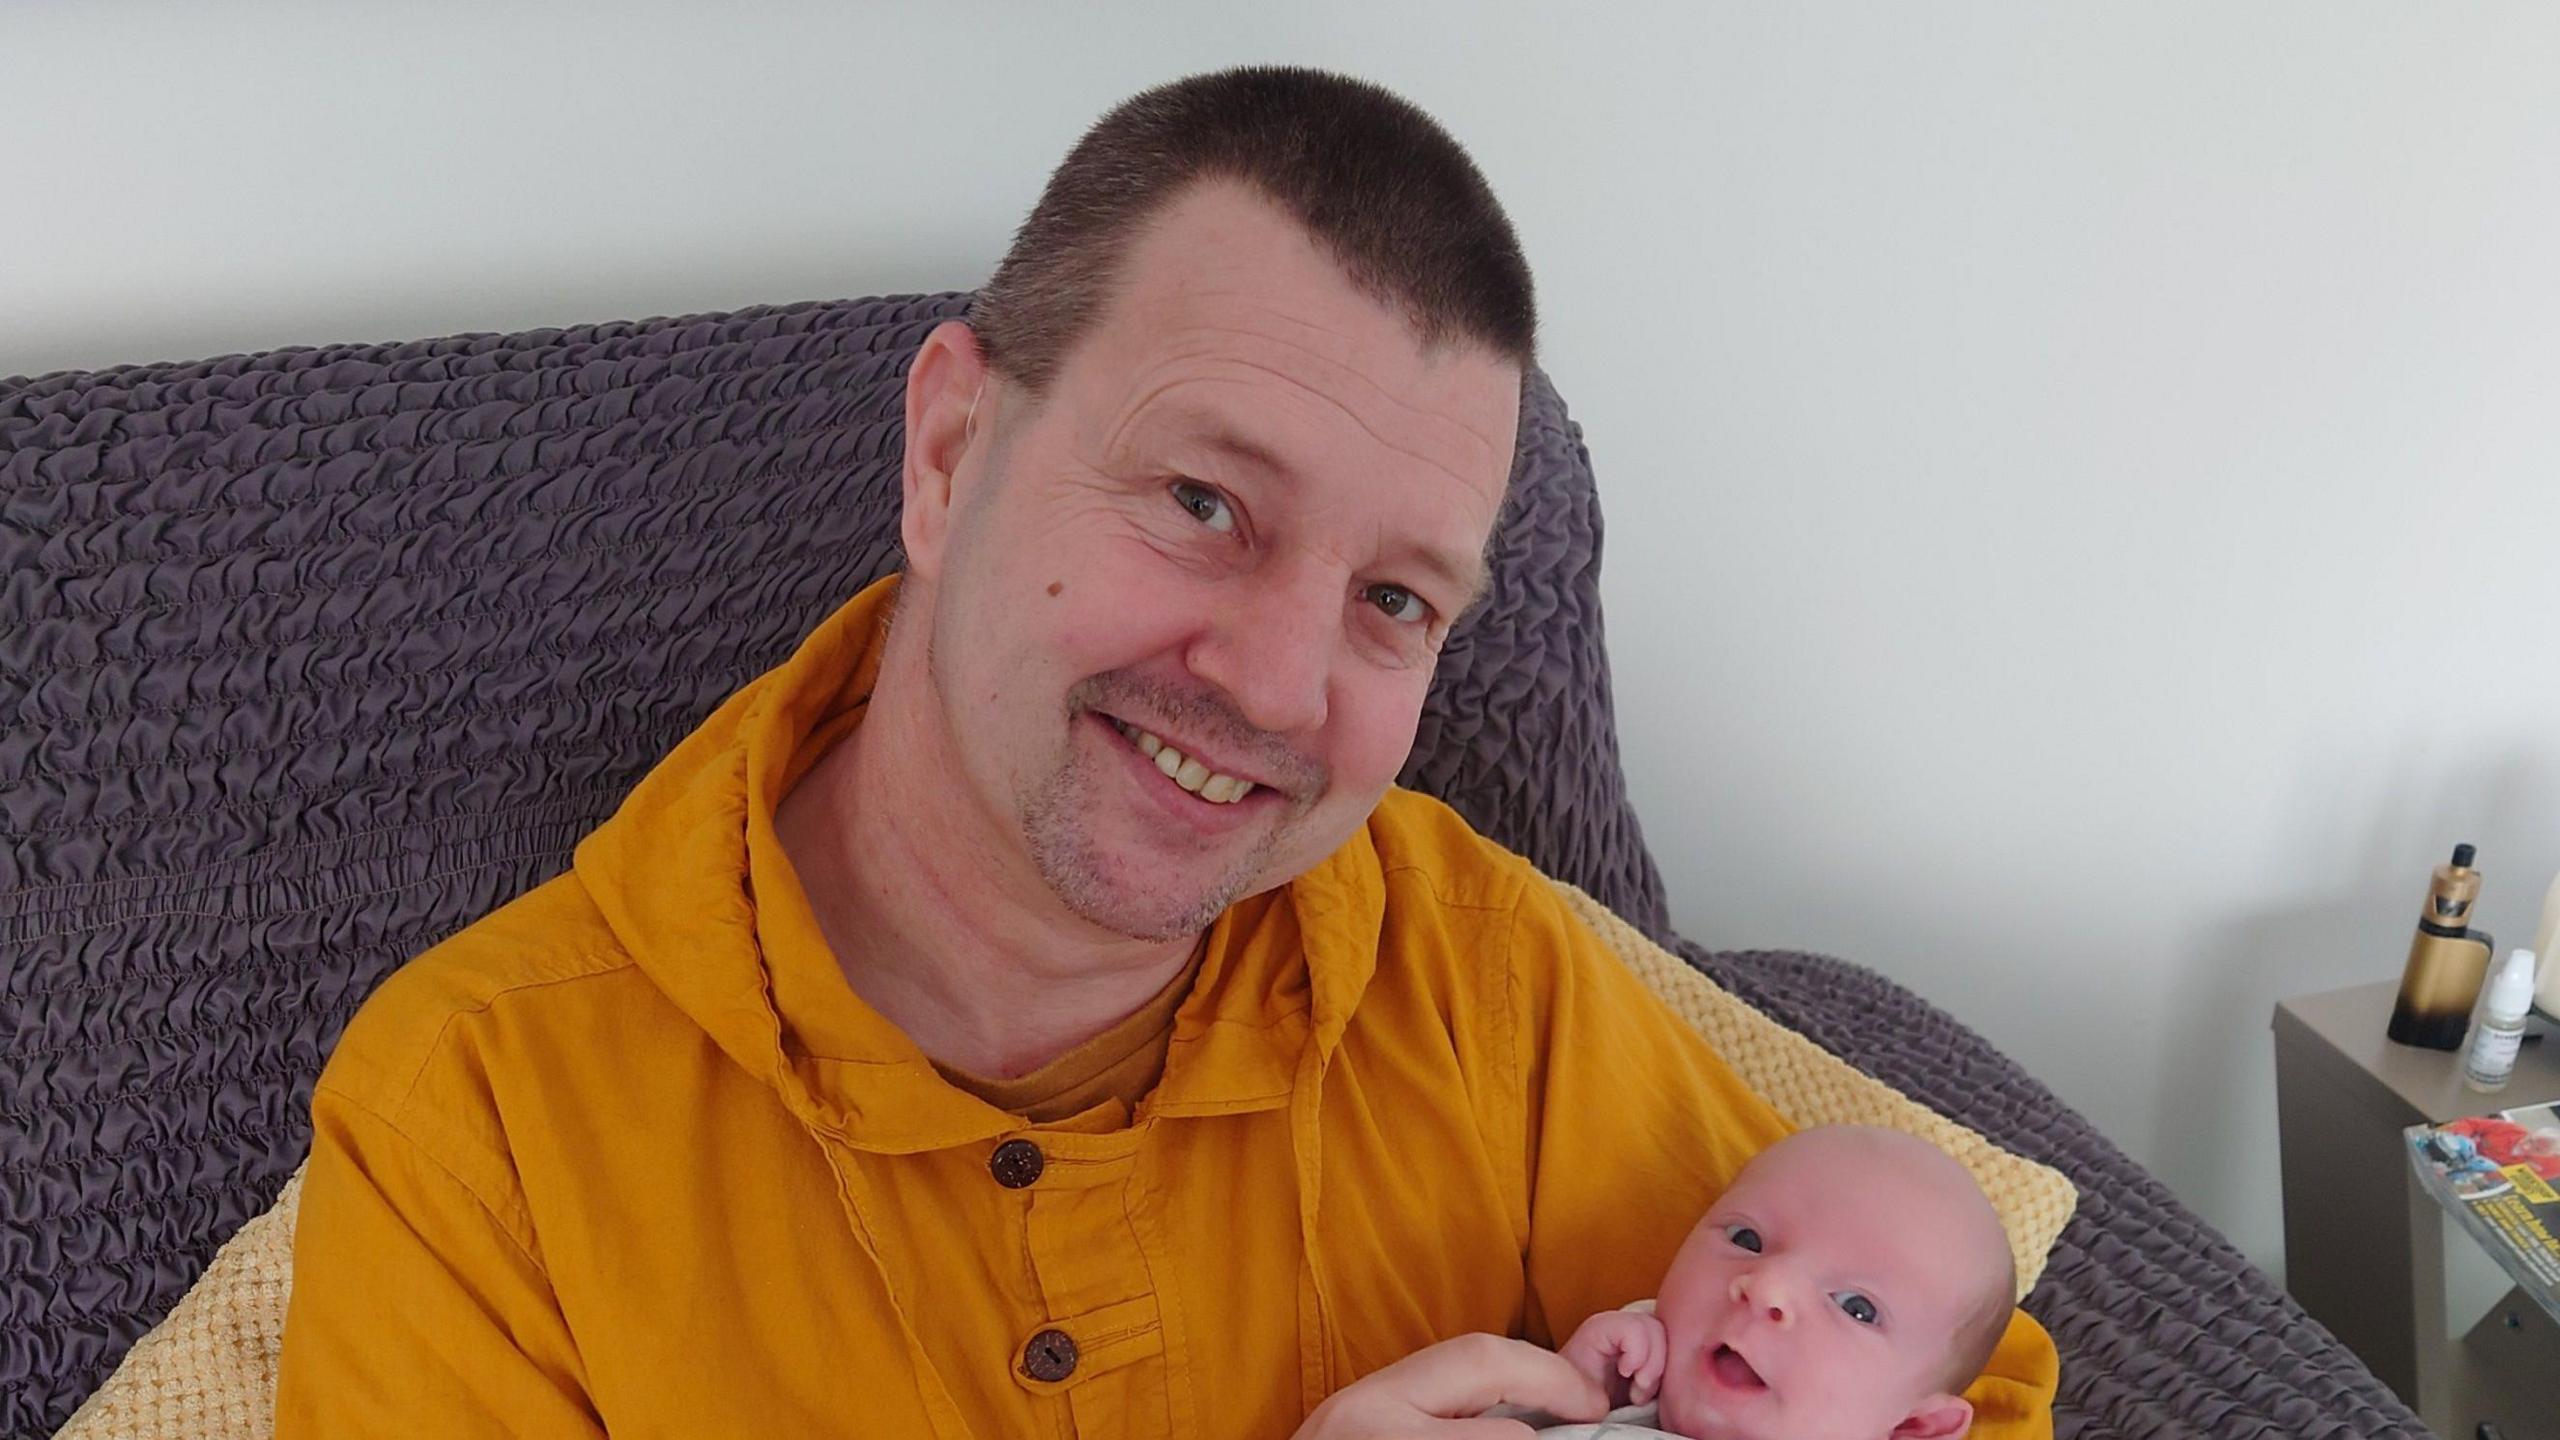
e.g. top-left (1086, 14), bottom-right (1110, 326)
top-left (1358, 787), bottom-right (1636, 998)
top-left (316, 868), bottom-right (642, 1117)
top-left (1364, 785), bottom-right (1541, 914)
top-left (1350, 787), bottom-right (1621, 1025)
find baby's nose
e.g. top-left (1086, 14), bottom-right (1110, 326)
top-left (1727, 1272), bottom-right (1794, 1328)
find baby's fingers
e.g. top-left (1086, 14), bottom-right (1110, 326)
top-left (1630, 1330), bottom-right (1667, 1403)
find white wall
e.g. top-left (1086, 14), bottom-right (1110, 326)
top-left (10, 1), bottom-right (2559, 1281)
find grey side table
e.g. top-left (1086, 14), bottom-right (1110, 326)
top-left (2273, 979), bottom-right (2560, 1438)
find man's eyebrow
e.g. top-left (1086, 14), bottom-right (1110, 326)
top-left (1185, 422), bottom-right (1299, 484)
top-left (1414, 542), bottom-right (1494, 614)
top-left (1165, 416), bottom-right (1495, 613)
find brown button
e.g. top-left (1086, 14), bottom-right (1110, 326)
top-left (1021, 1327), bottom-right (1079, 1382)
top-left (989, 1139), bottom-right (1045, 1189)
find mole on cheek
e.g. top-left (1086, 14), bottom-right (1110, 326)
top-left (1047, 581), bottom-right (1065, 597)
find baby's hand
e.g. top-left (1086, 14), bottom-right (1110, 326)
top-left (1557, 1308), bottom-right (1668, 1408)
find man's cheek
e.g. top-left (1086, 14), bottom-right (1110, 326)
top-left (1348, 697), bottom-right (1434, 782)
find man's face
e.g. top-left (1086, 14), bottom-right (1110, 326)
top-left (1651, 1132), bottom-right (1993, 1440)
top-left (911, 180), bottom-right (1522, 941)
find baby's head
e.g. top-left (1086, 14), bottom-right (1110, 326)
top-left (1651, 1125), bottom-right (2015, 1440)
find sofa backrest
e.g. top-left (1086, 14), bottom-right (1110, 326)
top-left (0, 293), bottom-right (1663, 1434)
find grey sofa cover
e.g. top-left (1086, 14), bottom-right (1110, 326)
top-left (2, 294), bottom-right (2418, 1437)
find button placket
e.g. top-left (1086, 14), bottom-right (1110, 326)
top-left (1002, 1130), bottom-right (1171, 1434)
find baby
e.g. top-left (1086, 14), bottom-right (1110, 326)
top-left (1506, 1124), bottom-right (2017, 1440)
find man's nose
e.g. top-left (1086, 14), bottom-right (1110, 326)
top-left (1729, 1269), bottom-right (1796, 1329)
top-left (1186, 567), bottom-right (1335, 739)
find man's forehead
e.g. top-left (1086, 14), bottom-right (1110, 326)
top-left (1123, 392), bottom-right (1498, 490)
top-left (1094, 347), bottom-right (1516, 506)
top-left (1080, 184), bottom-right (1520, 467)
top-left (1106, 182), bottom-right (1399, 350)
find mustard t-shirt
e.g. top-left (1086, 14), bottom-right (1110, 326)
top-left (934, 939), bottom-right (1207, 1124)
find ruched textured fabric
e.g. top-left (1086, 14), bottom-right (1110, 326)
top-left (3, 295), bottom-right (2421, 1437)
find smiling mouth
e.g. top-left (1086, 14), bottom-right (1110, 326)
top-left (1100, 715), bottom-right (1261, 805)
top-left (1706, 1344), bottom-right (1767, 1393)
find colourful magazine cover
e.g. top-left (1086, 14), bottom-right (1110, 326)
top-left (2406, 1098), bottom-right (2560, 1322)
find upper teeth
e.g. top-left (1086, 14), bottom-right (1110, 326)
top-left (1107, 718), bottom-right (1258, 805)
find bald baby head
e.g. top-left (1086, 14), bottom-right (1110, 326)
top-left (1768, 1127), bottom-right (2017, 1393)
top-left (1650, 1123), bottom-right (2018, 1440)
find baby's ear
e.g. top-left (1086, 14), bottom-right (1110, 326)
top-left (1890, 1394), bottom-right (1973, 1440)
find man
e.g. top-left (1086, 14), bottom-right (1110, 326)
top-left (276, 66), bottom-right (2057, 1438)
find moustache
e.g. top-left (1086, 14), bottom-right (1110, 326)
top-left (1068, 671), bottom-right (1328, 799)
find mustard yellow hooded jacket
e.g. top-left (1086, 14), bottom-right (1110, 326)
top-left (275, 576), bottom-right (2057, 1438)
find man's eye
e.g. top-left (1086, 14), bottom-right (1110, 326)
top-left (1722, 1224), bottom-right (1762, 1254)
top-left (1365, 584), bottom-right (1430, 626)
top-left (1833, 1292), bottom-right (1878, 1325)
top-left (1171, 480), bottom-right (1236, 534)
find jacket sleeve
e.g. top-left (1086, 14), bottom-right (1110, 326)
top-left (274, 1085), bottom-right (607, 1439)
top-left (1501, 873), bottom-right (2057, 1440)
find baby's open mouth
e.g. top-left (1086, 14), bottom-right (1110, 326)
top-left (1707, 1344), bottom-right (1767, 1392)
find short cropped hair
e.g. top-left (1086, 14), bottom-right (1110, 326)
top-left (970, 65), bottom-right (1536, 392)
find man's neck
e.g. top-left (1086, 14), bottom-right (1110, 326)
top-left (772, 635), bottom-right (1200, 1080)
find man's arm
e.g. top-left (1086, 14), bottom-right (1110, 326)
top-left (274, 1086), bottom-right (606, 1438)
top-left (1500, 875), bottom-right (2059, 1440)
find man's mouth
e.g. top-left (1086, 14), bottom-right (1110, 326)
top-left (1705, 1343), bottom-right (1767, 1394)
top-left (1101, 716), bottom-right (1261, 806)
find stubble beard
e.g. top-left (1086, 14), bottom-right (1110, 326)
top-left (925, 618), bottom-right (1288, 942)
top-left (1016, 726), bottom-right (1283, 942)
top-left (921, 526), bottom-right (1325, 939)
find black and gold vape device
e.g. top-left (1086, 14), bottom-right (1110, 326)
top-left (2386, 843), bottom-right (2496, 1051)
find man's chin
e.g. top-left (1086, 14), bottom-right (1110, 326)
top-left (1016, 754), bottom-right (1358, 939)
top-left (1050, 879), bottom-right (1235, 943)
top-left (1030, 832), bottom-right (1263, 941)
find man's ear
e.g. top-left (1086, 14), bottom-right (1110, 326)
top-left (1890, 1393), bottom-right (1973, 1440)
top-left (900, 319), bottom-right (992, 583)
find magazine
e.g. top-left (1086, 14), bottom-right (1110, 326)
top-left (2406, 1098), bottom-right (2560, 1323)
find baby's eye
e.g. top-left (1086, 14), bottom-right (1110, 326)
top-left (1832, 1292), bottom-right (1879, 1325)
top-left (1722, 1224), bottom-right (1763, 1254)
top-left (1171, 480), bottom-right (1237, 534)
